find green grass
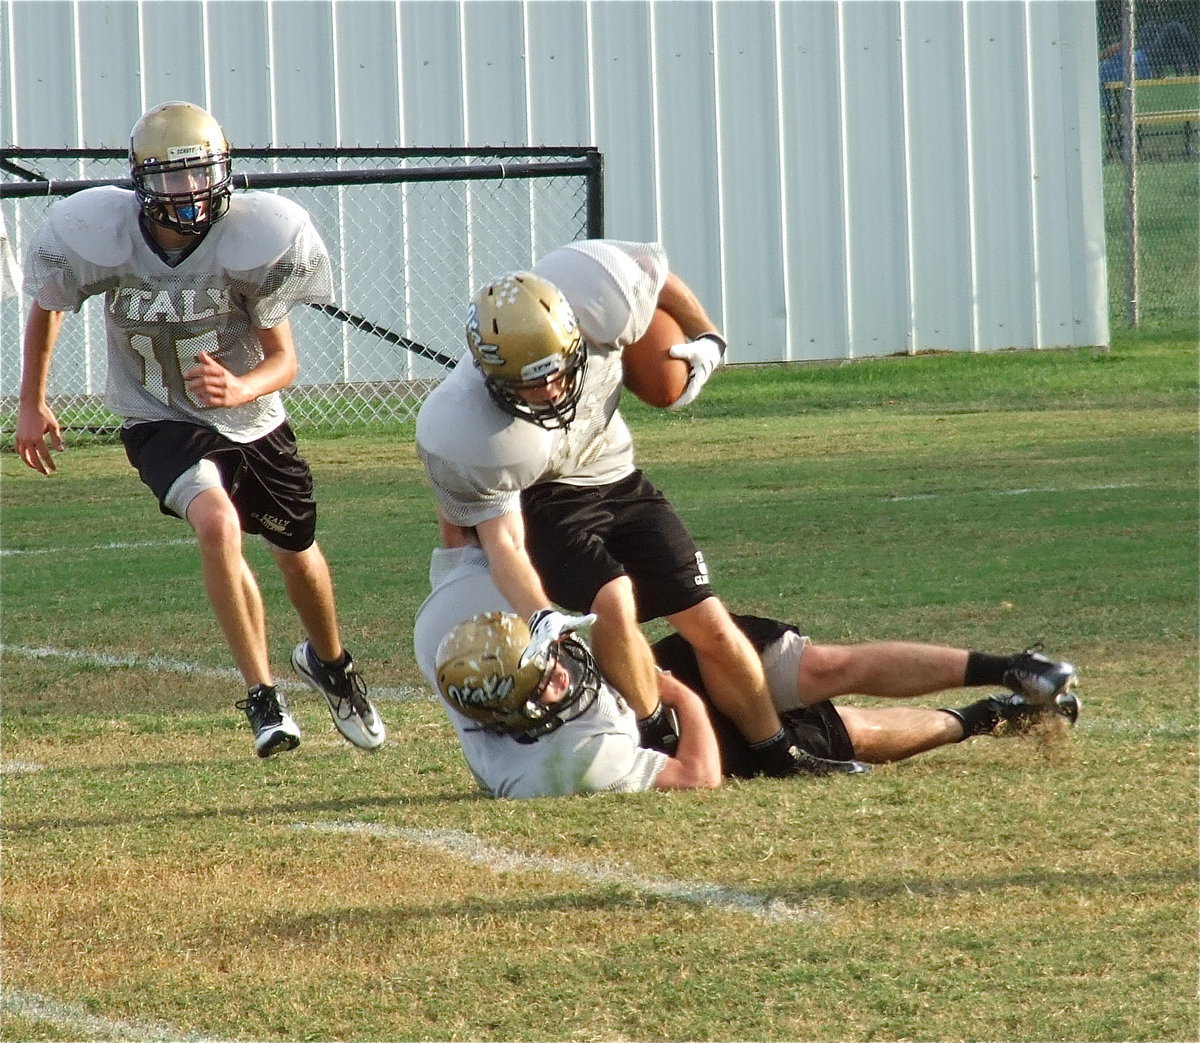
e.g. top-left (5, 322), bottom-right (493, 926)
top-left (1103, 159), bottom-right (1200, 328)
top-left (2, 332), bottom-right (1196, 1042)
top-left (1121, 77), bottom-right (1200, 114)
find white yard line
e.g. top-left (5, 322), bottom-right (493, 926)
top-left (0, 760), bottom-right (43, 775)
top-left (0, 538), bottom-right (195, 557)
top-left (0, 644), bottom-right (428, 703)
top-left (884, 481), bottom-right (1142, 502)
top-left (295, 820), bottom-right (825, 923)
top-left (0, 988), bottom-right (230, 1043)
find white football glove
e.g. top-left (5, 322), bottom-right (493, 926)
top-left (520, 608), bottom-right (598, 668)
top-left (667, 333), bottom-right (727, 410)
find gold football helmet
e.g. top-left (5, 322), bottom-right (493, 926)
top-left (434, 611), bottom-right (600, 740)
top-left (130, 101), bottom-right (232, 235)
top-left (466, 272), bottom-right (586, 429)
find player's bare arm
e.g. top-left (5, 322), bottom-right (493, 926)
top-left (437, 514), bottom-right (479, 548)
top-left (183, 319), bottom-right (299, 408)
top-left (655, 271), bottom-right (722, 341)
top-left (475, 512), bottom-right (557, 620)
top-left (652, 669), bottom-right (721, 791)
top-left (16, 302), bottom-right (67, 475)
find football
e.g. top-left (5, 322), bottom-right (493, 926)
top-left (622, 309), bottom-right (690, 408)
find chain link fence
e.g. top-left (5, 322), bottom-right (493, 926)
top-left (1096, 0), bottom-right (1200, 329)
top-left (0, 148), bottom-right (601, 439)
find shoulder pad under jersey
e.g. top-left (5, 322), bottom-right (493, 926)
top-left (47, 186), bottom-right (137, 268)
top-left (218, 192), bottom-right (315, 272)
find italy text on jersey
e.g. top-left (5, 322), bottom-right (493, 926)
top-left (28, 188), bottom-right (332, 443)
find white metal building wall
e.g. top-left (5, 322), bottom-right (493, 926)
top-left (1, 0), bottom-right (1109, 365)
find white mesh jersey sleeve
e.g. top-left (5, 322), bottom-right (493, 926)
top-left (412, 545), bottom-right (668, 798)
top-left (532, 239), bottom-right (668, 348)
top-left (218, 193), bottom-right (334, 328)
top-left (23, 187), bottom-right (331, 443)
top-left (478, 688), bottom-right (667, 799)
top-left (415, 358), bottom-right (557, 526)
top-left (25, 186), bottom-right (133, 311)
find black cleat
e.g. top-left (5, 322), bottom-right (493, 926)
top-left (992, 690), bottom-right (1082, 733)
top-left (1002, 647), bottom-right (1078, 705)
top-left (787, 747), bottom-right (872, 776)
top-left (235, 684), bottom-right (301, 758)
top-left (756, 734), bottom-right (871, 777)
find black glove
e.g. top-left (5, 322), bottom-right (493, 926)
top-left (637, 702), bottom-right (680, 755)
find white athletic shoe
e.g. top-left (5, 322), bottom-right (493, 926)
top-left (291, 641), bottom-right (386, 750)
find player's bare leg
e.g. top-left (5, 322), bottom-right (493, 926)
top-left (795, 642), bottom-right (970, 705)
top-left (835, 705), bottom-right (965, 762)
top-left (667, 598), bottom-right (781, 743)
top-left (274, 541), bottom-right (386, 751)
top-left (188, 487), bottom-right (299, 756)
top-left (587, 577), bottom-right (660, 720)
top-left (187, 488), bottom-right (272, 687)
top-left (269, 541), bottom-right (342, 663)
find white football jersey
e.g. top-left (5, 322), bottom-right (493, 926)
top-left (415, 239), bottom-right (668, 528)
top-left (413, 545), bottom-right (668, 798)
top-left (24, 185), bottom-right (333, 443)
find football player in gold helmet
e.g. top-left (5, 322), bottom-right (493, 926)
top-left (17, 101), bottom-right (385, 758)
top-left (418, 241), bottom-right (836, 780)
top-left (434, 611), bottom-right (600, 740)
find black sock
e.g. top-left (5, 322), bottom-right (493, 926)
top-left (941, 698), bottom-right (1001, 740)
top-left (964, 651), bottom-right (1012, 688)
top-left (748, 729), bottom-right (796, 775)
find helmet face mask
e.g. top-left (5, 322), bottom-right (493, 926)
top-left (435, 612), bottom-right (600, 741)
top-left (466, 273), bottom-right (587, 429)
top-left (130, 102), bottom-right (232, 236)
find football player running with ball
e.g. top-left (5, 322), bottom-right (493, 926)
top-left (16, 101), bottom-right (384, 758)
top-left (416, 239), bottom-right (861, 778)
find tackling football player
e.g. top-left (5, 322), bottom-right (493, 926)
top-left (412, 547), bottom-right (1081, 798)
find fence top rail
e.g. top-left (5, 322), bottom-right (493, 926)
top-left (1, 145), bottom-right (599, 160)
top-left (1131, 109), bottom-right (1200, 124)
top-left (0, 157), bottom-right (603, 198)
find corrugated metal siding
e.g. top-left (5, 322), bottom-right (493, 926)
top-left (1, 0), bottom-right (1108, 367)
top-left (902, 1), bottom-right (973, 354)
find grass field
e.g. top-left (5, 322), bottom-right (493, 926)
top-left (1, 333), bottom-right (1197, 1042)
top-left (1103, 157), bottom-right (1199, 328)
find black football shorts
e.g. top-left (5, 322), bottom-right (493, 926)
top-left (521, 469), bottom-right (713, 622)
top-left (704, 701), bottom-right (854, 776)
top-left (120, 419), bottom-right (317, 552)
top-left (651, 622), bottom-right (858, 774)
